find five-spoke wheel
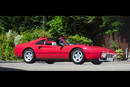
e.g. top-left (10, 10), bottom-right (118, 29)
top-left (71, 48), bottom-right (86, 64)
top-left (23, 49), bottom-right (36, 63)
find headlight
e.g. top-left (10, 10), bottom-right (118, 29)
top-left (101, 53), bottom-right (107, 58)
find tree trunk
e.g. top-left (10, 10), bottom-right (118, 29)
top-left (43, 16), bottom-right (47, 31)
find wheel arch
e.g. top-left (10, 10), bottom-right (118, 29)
top-left (22, 47), bottom-right (35, 58)
top-left (69, 47), bottom-right (86, 61)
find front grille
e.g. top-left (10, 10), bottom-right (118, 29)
top-left (106, 54), bottom-right (114, 58)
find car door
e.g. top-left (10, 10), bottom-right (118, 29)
top-left (36, 38), bottom-right (60, 59)
top-left (56, 39), bottom-right (70, 59)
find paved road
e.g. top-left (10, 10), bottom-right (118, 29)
top-left (1, 61), bottom-right (130, 71)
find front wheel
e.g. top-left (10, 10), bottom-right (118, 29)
top-left (91, 60), bottom-right (102, 65)
top-left (71, 48), bottom-right (86, 64)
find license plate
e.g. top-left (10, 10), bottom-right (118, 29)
top-left (107, 57), bottom-right (114, 61)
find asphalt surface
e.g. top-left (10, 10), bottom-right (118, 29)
top-left (1, 61), bottom-right (130, 71)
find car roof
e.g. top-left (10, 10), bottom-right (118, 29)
top-left (39, 37), bottom-right (70, 39)
top-left (26, 37), bottom-right (47, 44)
top-left (21, 37), bottom-right (71, 45)
top-left (30, 37), bottom-right (71, 44)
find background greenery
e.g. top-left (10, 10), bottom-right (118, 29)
top-left (0, 16), bottom-right (123, 60)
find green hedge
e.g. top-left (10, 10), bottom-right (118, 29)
top-left (21, 29), bottom-right (52, 43)
top-left (68, 34), bottom-right (93, 45)
top-left (0, 29), bottom-right (52, 61)
top-left (0, 33), bottom-right (18, 60)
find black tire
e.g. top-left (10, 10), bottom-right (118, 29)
top-left (71, 48), bottom-right (86, 64)
top-left (23, 48), bottom-right (36, 63)
top-left (91, 60), bottom-right (102, 65)
top-left (45, 61), bottom-right (55, 64)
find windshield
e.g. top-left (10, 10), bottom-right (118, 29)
top-left (63, 38), bottom-right (82, 45)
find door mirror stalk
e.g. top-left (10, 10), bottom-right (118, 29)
top-left (59, 43), bottom-right (64, 46)
top-left (38, 46), bottom-right (42, 49)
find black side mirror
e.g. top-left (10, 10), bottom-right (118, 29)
top-left (38, 46), bottom-right (42, 49)
top-left (59, 43), bottom-right (64, 46)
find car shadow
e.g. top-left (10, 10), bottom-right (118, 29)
top-left (0, 67), bottom-right (26, 71)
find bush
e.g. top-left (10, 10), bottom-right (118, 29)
top-left (21, 31), bottom-right (34, 43)
top-left (14, 35), bottom-right (23, 45)
top-left (47, 16), bottom-right (67, 37)
top-left (0, 34), bottom-right (6, 60)
top-left (21, 29), bottom-right (52, 43)
top-left (115, 49), bottom-right (124, 60)
top-left (0, 33), bottom-right (18, 60)
top-left (32, 29), bottom-right (52, 39)
top-left (110, 40), bottom-right (119, 50)
top-left (68, 34), bottom-right (93, 45)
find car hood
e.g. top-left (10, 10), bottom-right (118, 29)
top-left (85, 45), bottom-right (117, 54)
top-left (70, 44), bottom-right (116, 53)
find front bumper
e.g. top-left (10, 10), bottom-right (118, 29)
top-left (99, 53), bottom-right (117, 62)
top-left (99, 57), bottom-right (114, 62)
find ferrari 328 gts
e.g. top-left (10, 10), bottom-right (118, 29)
top-left (14, 37), bottom-right (117, 65)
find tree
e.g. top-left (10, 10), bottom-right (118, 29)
top-left (42, 16), bottom-right (47, 30)
top-left (47, 16), bottom-right (67, 37)
top-left (99, 16), bottom-right (121, 35)
top-left (0, 16), bottom-right (44, 34)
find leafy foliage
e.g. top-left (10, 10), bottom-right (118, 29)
top-left (115, 49), bottom-right (124, 60)
top-left (68, 34), bottom-right (93, 45)
top-left (110, 40), bottom-right (119, 50)
top-left (0, 16), bottom-right (122, 38)
top-left (62, 16), bottom-right (98, 37)
top-left (47, 16), bottom-right (67, 37)
top-left (0, 16), bottom-right (44, 33)
top-left (0, 33), bottom-right (17, 60)
top-left (100, 16), bottom-right (121, 35)
top-left (21, 28), bottom-right (52, 43)
top-left (14, 35), bottom-right (23, 45)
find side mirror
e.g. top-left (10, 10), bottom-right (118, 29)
top-left (38, 46), bottom-right (42, 49)
top-left (59, 43), bottom-right (64, 46)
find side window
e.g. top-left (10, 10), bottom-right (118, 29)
top-left (35, 40), bottom-right (45, 45)
top-left (45, 38), bottom-right (58, 46)
top-left (45, 39), bottom-right (53, 45)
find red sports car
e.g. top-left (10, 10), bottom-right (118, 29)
top-left (14, 37), bottom-right (117, 65)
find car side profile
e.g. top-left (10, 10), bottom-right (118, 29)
top-left (14, 37), bottom-right (117, 65)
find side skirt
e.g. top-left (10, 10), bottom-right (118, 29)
top-left (36, 58), bottom-right (70, 62)
top-left (86, 59), bottom-right (100, 62)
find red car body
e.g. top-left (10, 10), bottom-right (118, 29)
top-left (14, 37), bottom-right (117, 63)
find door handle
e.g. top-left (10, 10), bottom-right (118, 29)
top-left (38, 46), bottom-right (42, 49)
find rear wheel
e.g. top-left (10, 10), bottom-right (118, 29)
top-left (23, 48), bottom-right (36, 63)
top-left (45, 61), bottom-right (55, 64)
top-left (71, 48), bottom-right (86, 64)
